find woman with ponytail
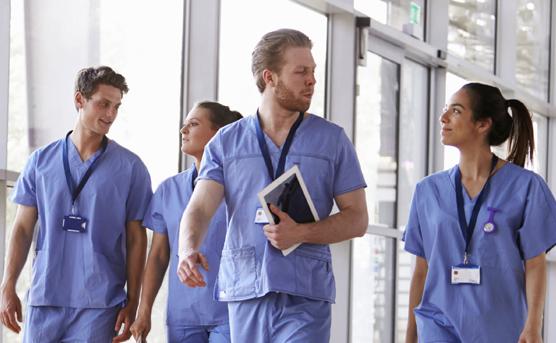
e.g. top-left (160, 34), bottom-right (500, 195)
top-left (404, 83), bottom-right (556, 343)
top-left (130, 102), bottom-right (242, 342)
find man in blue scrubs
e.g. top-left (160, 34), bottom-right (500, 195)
top-left (177, 29), bottom-right (368, 342)
top-left (0, 66), bottom-right (152, 342)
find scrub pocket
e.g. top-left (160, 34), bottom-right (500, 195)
top-left (294, 245), bottom-right (334, 299)
top-left (218, 246), bottom-right (257, 299)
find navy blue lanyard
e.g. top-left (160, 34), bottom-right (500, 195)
top-left (191, 165), bottom-right (198, 190)
top-left (255, 110), bottom-right (304, 180)
top-left (455, 154), bottom-right (498, 263)
top-left (62, 131), bottom-right (108, 206)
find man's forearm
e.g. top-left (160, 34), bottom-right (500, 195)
top-left (178, 206), bottom-right (212, 256)
top-left (2, 226), bottom-right (34, 289)
top-left (300, 206), bottom-right (367, 245)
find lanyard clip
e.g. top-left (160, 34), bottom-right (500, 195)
top-left (463, 252), bottom-right (469, 265)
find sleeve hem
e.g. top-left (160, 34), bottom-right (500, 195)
top-left (522, 241), bottom-right (556, 260)
top-left (404, 246), bottom-right (426, 259)
top-left (11, 198), bottom-right (37, 207)
top-left (196, 176), bottom-right (225, 185)
top-left (333, 183), bottom-right (367, 198)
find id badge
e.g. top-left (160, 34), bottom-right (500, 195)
top-left (62, 215), bottom-right (87, 233)
top-left (254, 207), bottom-right (269, 224)
top-left (451, 264), bottom-right (481, 285)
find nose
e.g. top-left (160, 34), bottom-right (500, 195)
top-left (107, 106), bottom-right (118, 119)
top-left (180, 125), bottom-right (188, 134)
top-left (439, 108), bottom-right (449, 124)
top-left (308, 72), bottom-right (316, 86)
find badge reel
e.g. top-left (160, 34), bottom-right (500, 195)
top-left (483, 207), bottom-right (499, 233)
top-left (62, 205), bottom-right (87, 233)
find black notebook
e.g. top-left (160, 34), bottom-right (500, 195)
top-left (257, 165), bottom-right (320, 256)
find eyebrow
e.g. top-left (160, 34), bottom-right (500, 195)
top-left (98, 97), bottom-right (121, 106)
top-left (450, 103), bottom-right (465, 109)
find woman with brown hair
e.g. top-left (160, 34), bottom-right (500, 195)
top-left (404, 83), bottom-right (556, 343)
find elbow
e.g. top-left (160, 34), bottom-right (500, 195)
top-left (354, 210), bottom-right (369, 238)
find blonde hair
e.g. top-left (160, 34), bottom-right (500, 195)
top-left (251, 29), bottom-right (312, 93)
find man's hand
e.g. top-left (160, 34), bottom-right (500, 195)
top-left (0, 285), bottom-right (22, 333)
top-left (263, 204), bottom-right (304, 250)
top-left (177, 251), bottom-right (209, 287)
top-left (112, 301), bottom-right (137, 343)
top-left (129, 309), bottom-right (151, 342)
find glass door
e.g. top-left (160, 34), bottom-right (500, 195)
top-left (350, 43), bottom-right (430, 343)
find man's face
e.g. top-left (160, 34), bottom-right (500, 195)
top-left (75, 84), bottom-right (122, 136)
top-left (272, 47), bottom-right (316, 112)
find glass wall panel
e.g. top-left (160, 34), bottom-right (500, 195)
top-left (396, 240), bottom-right (414, 342)
top-left (443, 72), bottom-right (468, 170)
top-left (516, 0), bottom-right (550, 100)
top-left (352, 235), bottom-right (395, 342)
top-left (396, 59), bottom-right (429, 342)
top-left (355, 52), bottom-right (399, 227)
top-left (448, 0), bottom-right (496, 72)
top-left (398, 59), bottom-right (428, 224)
top-left (352, 51), bottom-right (398, 343)
top-left (7, 0), bottom-right (29, 172)
top-left (97, 2), bottom-right (184, 339)
top-left (218, 0), bottom-right (327, 118)
top-left (354, 0), bottom-right (426, 40)
top-left (3, 187), bottom-right (33, 342)
top-left (99, 0), bottom-right (183, 189)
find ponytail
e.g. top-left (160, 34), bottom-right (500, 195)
top-left (461, 83), bottom-right (536, 167)
top-left (506, 99), bottom-right (535, 167)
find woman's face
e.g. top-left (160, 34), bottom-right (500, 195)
top-left (439, 89), bottom-right (490, 148)
top-left (180, 107), bottom-right (217, 158)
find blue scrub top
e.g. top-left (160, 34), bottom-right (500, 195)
top-left (404, 163), bottom-right (556, 342)
top-left (12, 138), bottom-right (152, 308)
top-left (198, 114), bottom-right (366, 303)
top-left (142, 167), bottom-right (228, 326)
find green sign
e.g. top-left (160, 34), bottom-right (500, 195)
top-left (410, 2), bottom-right (421, 25)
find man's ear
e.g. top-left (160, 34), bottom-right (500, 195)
top-left (74, 91), bottom-right (85, 110)
top-left (262, 69), bottom-right (275, 88)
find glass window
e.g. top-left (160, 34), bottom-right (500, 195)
top-left (516, 0), bottom-right (550, 100)
top-left (396, 240), bottom-right (414, 342)
top-left (218, 0), bottom-right (327, 118)
top-left (98, 0), bottom-right (183, 189)
top-left (352, 235), bottom-right (396, 342)
top-left (97, 2), bottom-right (184, 338)
top-left (353, 52), bottom-right (428, 343)
top-left (448, 0), bottom-right (496, 72)
top-left (443, 72), bottom-right (468, 170)
top-left (7, 0), bottom-right (30, 172)
top-left (398, 59), bottom-right (428, 224)
top-left (356, 52), bottom-right (399, 227)
top-left (396, 59), bottom-right (429, 342)
top-left (3, 186), bottom-right (33, 342)
top-left (354, 0), bottom-right (426, 40)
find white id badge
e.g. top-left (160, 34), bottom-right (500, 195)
top-left (451, 264), bottom-right (481, 285)
top-left (254, 207), bottom-right (269, 224)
